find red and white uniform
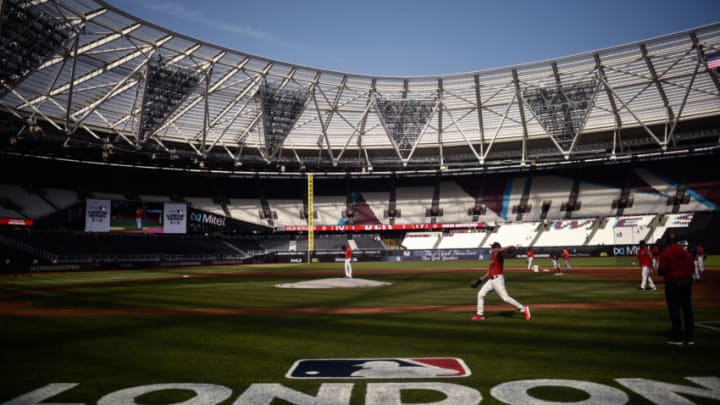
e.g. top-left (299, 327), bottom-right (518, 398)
top-left (476, 248), bottom-right (525, 316)
top-left (135, 208), bottom-right (143, 230)
top-left (651, 246), bottom-right (660, 269)
top-left (344, 246), bottom-right (353, 278)
top-left (526, 250), bottom-right (535, 270)
top-left (562, 249), bottom-right (572, 270)
top-left (636, 245), bottom-right (656, 290)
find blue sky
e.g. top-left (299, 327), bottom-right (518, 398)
top-left (106, 0), bottom-right (720, 77)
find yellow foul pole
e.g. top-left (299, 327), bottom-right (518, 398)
top-left (307, 173), bottom-right (314, 263)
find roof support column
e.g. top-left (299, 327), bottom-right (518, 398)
top-left (64, 32), bottom-right (80, 134)
top-left (512, 69), bottom-right (529, 164)
top-left (640, 44), bottom-right (674, 136)
top-left (473, 74), bottom-right (486, 163)
top-left (593, 53), bottom-right (623, 156)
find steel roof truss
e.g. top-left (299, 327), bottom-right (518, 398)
top-left (151, 58), bottom-right (268, 145)
top-left (312, 90), bottom-right (369, 155)
top-left (481, 93), bottom-right (516, 163)
top-left (237, 112), bottom-right (262, 144)
top-left (444, 105), bottom-right (482, 163)
top-left (22, 35), bottom-right (169, 110)
top-left (205, 58), bottom-right (250, 126)
top-left (512, 69), bottom-right (529, 163)
top-left (310, 78), bottom-right (336, 162)
top-left (564, 80), bottom-right (602, 155)
top-left (474, 75), bottom-right (486, 157)
top-left (92, 109), bottom-right (137, 147)
top-left (202, 64), bottom-right (276, 153)
top-left (70, 53), bottom-right (151, 134)
top-left (313, 75), bottom-right (347, 147)
top-left (38, 22), bottom-right (140, 70)
top-left (322, 95), bottom-right (373, 166)
top-left (108, 43), bottom-right (198, 140)
top-left (391, 100), bottom-right (438, 166)
top-left (667, 57), bottom-right (702, 146)
top-left (140, 43), bottom-right (204, 142)
top-left (185, 60), bottom-right (256, 145)
top-left (599, 76), bottom-right (665, 149)
top-left (1, 83), bottom-right (62, 131)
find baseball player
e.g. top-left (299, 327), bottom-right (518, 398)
top-left (135, 206), bottom-right (143, 230)
top-left (695, 243), bottom-right (705, 281)
top-left (651, 244), bottom-right (660, 270)
top-left (551, 251), bottom-right (562, 275)
top-left (343, 245), bottom-right (353, 278)
top-left (526, 248), bottom-right (535, 271)
top-left (471, 242), bottom-right (531, 321)
top-left (636, 240), bottom-right (657, 291)
top-left (562, 248), bottom-right (572, 271)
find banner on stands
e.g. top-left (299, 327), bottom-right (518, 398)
top-left (283, 222), bottom-right (486, 232)
top-left (0, 218), bottom-right (33, 226)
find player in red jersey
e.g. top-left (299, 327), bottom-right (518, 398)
top-left (636, 240), bottom-right (657, 291)
top-left (472, 242), bottom-right (531, 321)
top-left (651, 244), bottom-right (660, 270)
top-left (343, 245), bottom-right (353, 278)
top-left (562, 248), bottom-right (572, 271)
top-left (135, 206), bottom-right (143, 230)
top-left (525, 248), bottom-right (535, 271)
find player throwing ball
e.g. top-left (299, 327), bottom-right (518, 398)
top-left (472, 242), bottom-right (531, 321)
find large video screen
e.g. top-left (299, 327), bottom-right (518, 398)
top-left (85, 199), bottom-right (186, 234)
top-left (110, 200), bottom-right (164, 233)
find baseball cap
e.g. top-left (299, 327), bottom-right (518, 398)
top-left (491, 242), bottom-right (501, 248)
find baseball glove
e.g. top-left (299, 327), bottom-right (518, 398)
top-left (470, 278), bottom-right (482, 288)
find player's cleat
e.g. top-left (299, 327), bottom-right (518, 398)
top-left (666, 340), bottom-right (684, 346)
top-left (523, 306), bottom-right (531, 321)
top-left (471, 314), bottom-right (485, 321)
top-left (650, 287), bottom-right (657, 291)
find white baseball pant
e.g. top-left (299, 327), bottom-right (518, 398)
top-left (476, 275), bottom-right (524, 315)
top-left (640, 265), bottom-right (656, 290)
top-left (344, 258), bottom-right (352, 278)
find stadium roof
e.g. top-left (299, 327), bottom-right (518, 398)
top-left (1, 0), bottom-right (719, 174)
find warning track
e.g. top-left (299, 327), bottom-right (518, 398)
top-left (0, 267), bottom-right (717, 316)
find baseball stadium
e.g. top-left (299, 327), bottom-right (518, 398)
top-left (1, 0), bottom-right (719, 403)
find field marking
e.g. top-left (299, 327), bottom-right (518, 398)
top-left (696, 321), bottom-right (720, 332)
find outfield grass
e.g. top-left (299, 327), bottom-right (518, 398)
top-left (1, 259), bottom-right (718, 404)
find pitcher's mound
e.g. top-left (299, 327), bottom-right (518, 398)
top-left (276, 277), bottom-right (392, 289)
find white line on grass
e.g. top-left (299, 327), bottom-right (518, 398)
top-left (695, 321), bottom-right (720, 332)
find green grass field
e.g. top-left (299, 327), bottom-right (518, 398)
top-left (1, 257), bottom-right (718, 404)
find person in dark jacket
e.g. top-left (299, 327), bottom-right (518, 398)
top-left (657, 233), bottom-right (695, 345)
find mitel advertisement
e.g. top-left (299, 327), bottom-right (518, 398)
top-left (188, 208), bottom-right (227, 233)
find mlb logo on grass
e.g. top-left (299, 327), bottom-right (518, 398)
top-left (286, 358), bottom-right (470, 379)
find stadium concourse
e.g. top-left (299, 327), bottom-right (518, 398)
top-left (0, 1), bottom-right (719, 270)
